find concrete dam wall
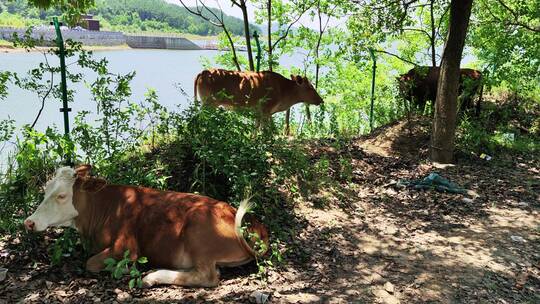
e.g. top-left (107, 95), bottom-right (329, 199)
top-left (0, 27), bottom-right (202, 50)
top-left (125, 35), bottom-right (201, 50)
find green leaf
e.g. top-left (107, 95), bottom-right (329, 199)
top-left (137, 256), bottom-right (148, 264)
top-left (113, 268), bottom-right (123, 279)
top-left (137, 277), bottom-right (143, 288)
top-left (117, 259), bottom-right (129, 269)
top-left (130, 268), bottom-right (140, 277)
top-left (128, 278), bottom-right (135, 289)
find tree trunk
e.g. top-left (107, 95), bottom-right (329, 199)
top-left (267, 0), bottom-right (272, 71)
top-left (430, 0), bottom-right (437, 67)
top-left (430, 0), bottom-right (473, 163)
top-left (240, 0), bottom-right (255, 71)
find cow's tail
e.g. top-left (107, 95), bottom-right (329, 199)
top-left (193, 72), bottom-right (201, 105)
top-left (234, 198), bottom-right (269, 258)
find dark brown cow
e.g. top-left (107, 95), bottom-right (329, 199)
top-left (24, 165), bottom-right (269, 287)
top-left (397, 66), bottom-right (483, 114)
top-left (194, 69), bottom-right (323, 117)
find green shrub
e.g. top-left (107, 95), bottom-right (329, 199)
top-left (456, 95), bottom-right (540, 157)
top-left (104, 250), bottom-right (148, 289)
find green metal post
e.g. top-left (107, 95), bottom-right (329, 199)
top-left (368, 48), bottom-right (377, 132)
top-left (53, 17), bottom-right (72, 165)
top-left (253, 31), bottom-right (261, 72)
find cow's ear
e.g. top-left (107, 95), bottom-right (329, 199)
top-left (75, 164), bottom-right (92, 178)
top-left (294, 75), bottom-right (304, 85)
top-left (80, 177), bottom-right (107, 193)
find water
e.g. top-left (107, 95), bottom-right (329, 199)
top-left (0, 49), bottom-right (223, 132)
top-left (0, 48), bottom-right (305, 167)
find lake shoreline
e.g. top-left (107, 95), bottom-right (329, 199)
top-left (0, 43), bottom-right (132, 54)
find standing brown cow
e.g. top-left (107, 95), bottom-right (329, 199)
top-left (397, 66), bottom-right (483, 115)
top-left (194, 69), bottom-right (323, 119)
top-left (24, 165), bottom-right (269, 288)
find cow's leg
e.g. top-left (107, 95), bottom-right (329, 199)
top-left (142, 262), bottom-right (219, 288)
top-left (86, 248), bottom-right (112, 273)
top-left (284, 109), bottom-right (291, 135)
top-left (417, 95), bottom-right (426, 115)
top-left (86, 236), bottom-right (139, 273)
top-left (476, 83), bottom-right (484, 117)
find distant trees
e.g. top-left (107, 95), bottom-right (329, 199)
top-left (91, 0), bottom-right (253, 36)
top-left (0, 0), bottom-right (254, 36)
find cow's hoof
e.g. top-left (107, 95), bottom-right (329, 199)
top-left (141, 274), bottom-right (156, 288)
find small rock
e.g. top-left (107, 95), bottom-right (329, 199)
top-left (462, 197), bottom-right (474, 204)
top-left (250, 290), bottom-right (269, 304)
top-left (517, 202), bottom-right (529, 207)
top-left (45, 280), bottom-right (53, 289)
top-left (0, 268), bottom-right (7, 282)
top-left (384, 281), bottom-right (395, 293)
top-left (93, 297), bottom-right (102, 302)
top-left (114, 288), bottom-right (123, 294)
top-left (117, 291), bottom-right (132, 302)
top-left (77, 288), bottom-right (88, 295)
top-left (384, 225), bottom-right (398, 235)
top-left (510, 235), bottom-right (526, 243)
top-left (385, 188), bottom-right (397, 195)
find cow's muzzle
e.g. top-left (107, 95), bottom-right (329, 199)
top-left (24, 219), bottom-right (36, 231)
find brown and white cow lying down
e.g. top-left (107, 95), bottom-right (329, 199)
top-left (194, 69), bottom-right (323, 117)
top-left (24, 165), bottom-right (269, 288)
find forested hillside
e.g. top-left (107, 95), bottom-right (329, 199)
top-left (0, 0), bottom-right (253, 36)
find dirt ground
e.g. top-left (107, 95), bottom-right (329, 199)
top-left (1, 119), bottom-right (539, 303)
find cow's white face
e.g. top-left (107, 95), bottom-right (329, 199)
top-left (24, 167), bottom-right (79, 232)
